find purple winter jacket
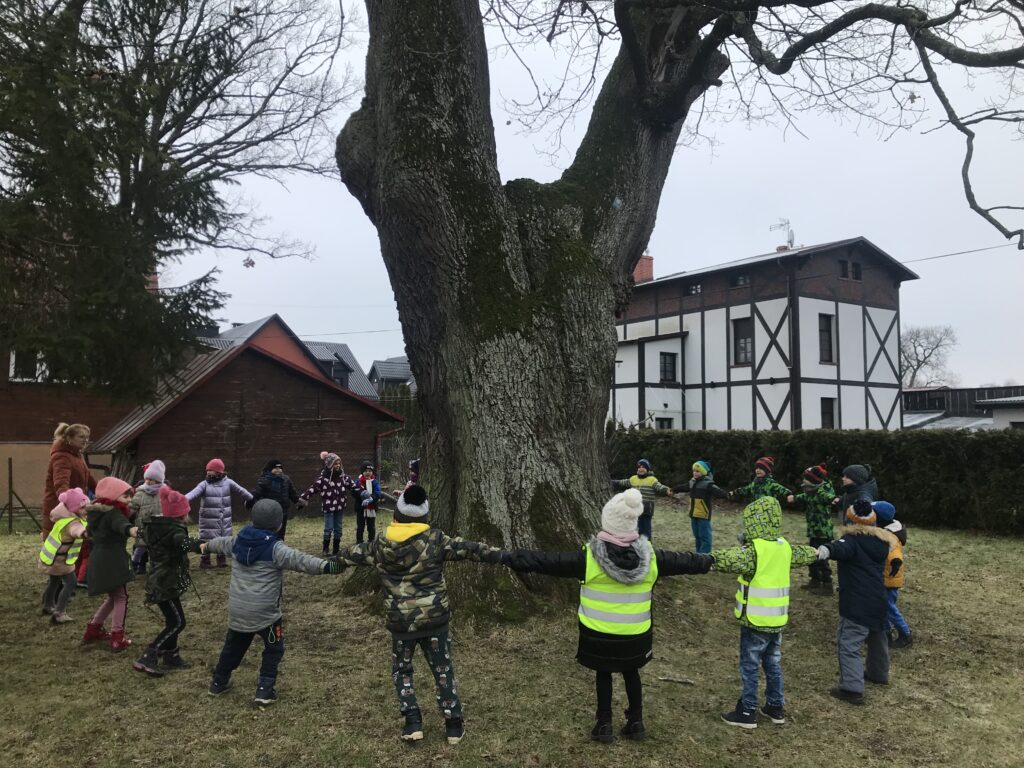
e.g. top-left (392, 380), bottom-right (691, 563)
top-left (186, 475), bottom-right (253, 540)
top-left (299, 469), bottom-right (356, 515)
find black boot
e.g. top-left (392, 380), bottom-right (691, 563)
top-left (132, 646), bottom-right (164, 677)
top-left (402, 711), bottom-right (424, 742)
top-left (322, 537), bottom-right (330, 556)
top-left (332, 537), bottom-right (341, 555)
top-left (591, 714), bottom-right (615, 743)
top-left (160, 648), bottom-right (190, 669)
top-left (620, 709), bottom-right (645, 740)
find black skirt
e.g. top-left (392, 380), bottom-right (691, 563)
top-left (576, 621), bottom-right (653, 673)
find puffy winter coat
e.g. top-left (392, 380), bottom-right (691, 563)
top-left (143, 516), bottom-right (195, 604)
top-left (130, 485), bottom-right (163, 536)
top-left (825, 524), bottom-right (896, 630)
top-left (500, 539), bottom-right (713, 671)
top-left (205, 528), bottom-right (326, 632)
top-left (299, 469), bottom-right (355, 515)
top-left (836, 477), bottom-right (879, 514)
top-left (672, 475), bottom-right (729, 520)
top-left (39, 503), bottom-right (87, 576)
top-left (186, 476), bottom-right (252, 540)
top-left (85, 501), bottom-right (134, 596)
top-left (42, 441), bottom-right (96, 535)
top-left (732, 476), bottom-right (791, 503)
top-left (250, 472), bottom-right (299, 515)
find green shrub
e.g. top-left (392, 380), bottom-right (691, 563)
top-left (607, 428), bottom-right (1024, 534)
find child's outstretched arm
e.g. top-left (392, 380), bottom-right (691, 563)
top-left (440, 535), bottom-right (504, 565)
top-left (499, 548), bottom-right (585, 579)
top-left (654, 550), bottom-right (714, 576)
top-left (229, 479), bottom-right (254, 503)
top-left (707, 545), bottom-right (756, 579)
top-left (610, 478), bottom-right (631, 490)
top-left (789, 544), bottom-right (820, 568)
top-left (272, 542), bottom-right (332, 574)
top-left (185, 481), bottom-right (206, 503)
top-left (333, 542), bottom-right (378, 568)
top-left (652, 479), bottom-right (672, 497)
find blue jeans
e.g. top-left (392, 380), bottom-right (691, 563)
top-left (739, 625), bottom-right (784, 710)
top-left (323, 510), bottom-right (342, 538)
top-left (886, 588), bottom-right (911, 636)
top-left (690, 517), bottom-right (712, 553)
top-left (638, 510), bottom-right (653, 541)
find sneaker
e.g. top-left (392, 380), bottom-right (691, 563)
top-left (590, 721), bottom-right (615, 743)
top-left (445, 718), bottom-right (465, 745)
top-left (721, 700), bottom-right (757, 729)
top-left (760, 704), bottom-right (786, 724)
top-left (50, 612), bottom-right (73, 625)
top-left (208, 678), bottom-right (232, 696)
top-left (891, 632), bottom-right (913, 649)
top-left (254, 686), bottom-right (278, 706)
top-left (402, 715), bottom-right (424, 742)
top-left (829, 687), bottom-right (865, 705)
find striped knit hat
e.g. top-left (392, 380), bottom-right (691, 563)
top-left (755, 456), bottom-right (775, 475)
top-left (692, 460), bottom-right (711, 477)
top-left (802, 464), bottom-right (828, 485)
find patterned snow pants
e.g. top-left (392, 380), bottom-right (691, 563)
top-left (391, 629), bottom-right (462, 721)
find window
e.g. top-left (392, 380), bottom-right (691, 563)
top-left (687, 283), bottom-right (702, 295)
top-left (8, 350), bottom-right (44, 382)
top-left (330, 362), bottom-right (349, 388)
top-left (821, 397), bottom-right (837, 429)
top-left (730, 273), bottom-right (750, 288)
top-left (732, 318), bottom-right (754, 366)
top-left (851, 262), bottom-right (863, 281)
top-left (818, 313), bottom-right (836, 363)
top-left (659, 352), bottom-right (677, 383)
top-left (655, 417), bottom-right (674, 430)
top-left (839, 259), bottom-right (849, 278)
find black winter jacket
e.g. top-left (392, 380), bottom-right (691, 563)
top-left (836, 477), bottom-right (879, 516)
top-left (672, 475), bottom-right (729, 520)
top-left (143, 516), bottom-right (195, 604)
top-left (249, 472), bottom-right (299, 515)
top-left (826, 525), bottom-right (894, 630)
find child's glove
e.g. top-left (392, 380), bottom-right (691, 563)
top-left (296, 499), bottom-right (307, 510)
top-left (361, 497), bottom-right (373, 508)
top-left (816, 545), bottom-right (831, 561)
top-left (323, 557), bottom-right (344, 575)
top-left (889, 558), bottom-right (902, 578)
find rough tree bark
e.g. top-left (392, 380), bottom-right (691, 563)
top-left (336, 1), bottom-right (727, 609)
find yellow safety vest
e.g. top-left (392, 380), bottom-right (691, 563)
top-left (39, 517), bottom-right (86, 566)
top-left (578, 542), bottom-right (659, 636)
top-left (734, 537), bottom-right (792, 628)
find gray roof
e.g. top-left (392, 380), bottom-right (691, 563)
top-left (905, 414), bottom-right (995, 431)
top-left (370, 356), bottom-right (415, 385)
top-left (642, 237), bottom-right (919, 287)
top-left (976, 396), bottom-right (1024, 408)
top-left (301, 341), bottom-right (378, 400)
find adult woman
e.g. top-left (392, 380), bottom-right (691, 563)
top-left (42, 423), bottom-right (96, 536)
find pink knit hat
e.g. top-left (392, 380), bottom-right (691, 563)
top-left (95, 476), bottom-right (133, 502)
top-left (206, 458), bottom-right (225, 473)
top-left (159, 486), bottom-right (190, 519)
top-left (58, 487), bottom-right (89, 514)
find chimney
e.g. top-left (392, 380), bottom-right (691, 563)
top-left (633, 252), bottom-right (654, 284)
top-left (146, 271), bottom-right (160, 292)
top-left (775, 245), bottom-right (789, 253)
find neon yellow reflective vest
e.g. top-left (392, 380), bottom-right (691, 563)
top-left (578, 542), bottom-right (659, 635)
top-left (734, 537), bottom-right (792, 628)
top-left (39, 517), bottom-right (86, 566)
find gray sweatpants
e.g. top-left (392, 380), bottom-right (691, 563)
top-left (836, 616), bottom-right (889, 694)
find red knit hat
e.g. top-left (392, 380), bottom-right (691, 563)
top-left (802, 464), bottom-right (828, 485)
top-left (206, 458), bottom-right (225, 473)
top-left (159, 486), bottom-right (190, 519)
top-left (95, 476), bottom-right (133, 502)
top-left (755, 456), bottom-right (775, 474)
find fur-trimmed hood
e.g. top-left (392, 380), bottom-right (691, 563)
top-left (588, 536), bottom-right (652, 584)
top-left (837, 524), bottom-right (899, 552)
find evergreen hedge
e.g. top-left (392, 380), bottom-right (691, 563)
top-left (606, 428), bottom-right (1024, 535)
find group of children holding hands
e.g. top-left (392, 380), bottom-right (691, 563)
top-left (38, 450), bottom-right (912, 746)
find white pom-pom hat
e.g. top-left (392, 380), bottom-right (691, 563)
top-left (601, 488), bottom-right (644, 536)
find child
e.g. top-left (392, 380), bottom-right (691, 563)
top-left (296, 451), bottom-right (356, 554)
top-left (786, 463), bottom-right (837, 595)
top-left (833, 464), bottom-right (878, 512)
top-left (710, 497), bottom-right (819, 728)
top-left (818, 499), bottom-right (898, 705)
top-left (672, 460), bottom-right (728, 554)
top-left (186, 458), bottom-right (253, 568)
top-left (332, 484), bottom-right (502, 744)
top-left (392, 458), bottom-right (421, 497)
top-left (611, 458), bottom-right (672, 541)
top-left (203, 499), bottom-right (341, 705)
top-left (132, 487), bottom-right (198, 676)
top-left (729, 456), bottom-right (790, 504)
top-left (356, 462), bottom-right (383, 544)
top-left (249, 460), bottom-right (299, 541)
top-left (82, 477), bottom-right (140, 651)
top-left (496, 488), bottom-right (713, 742)
top-left (39, 487), bottom-right (90, 624)
top-left (872, 501), bottom-right (912, 648)
top-left (130, 460), bottom-right (166, 575)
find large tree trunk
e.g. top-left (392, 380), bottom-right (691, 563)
top-left (337, 0), bottom-right (727, 610)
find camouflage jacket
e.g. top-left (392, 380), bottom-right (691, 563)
top-left (335, 524), bottom-right (502, 637)
top-left (793, 479), bottom-right (837, 540)
top-left (732, 476), bottom-right (791, 503)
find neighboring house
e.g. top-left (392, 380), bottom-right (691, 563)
top-left (303, 340), bottom-right (379, 399)
top-left (976, 396), bottom-right (1024, 430)
top-left (368, 355), bottom-right (417, 394)
top-left (902, 385), bottom-right (1024, 430)
top-left (610, 237), bottom-right (918, 431)
top-left (89, 315), bottom-right (403, 520)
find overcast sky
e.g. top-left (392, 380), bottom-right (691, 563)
top-left (168, 20), bottom-right (1023, 388)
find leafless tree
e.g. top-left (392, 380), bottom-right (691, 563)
top-left (335, 1), bottom-right (1024, 604)
top-left (901, 324), bottom-right (959, 388)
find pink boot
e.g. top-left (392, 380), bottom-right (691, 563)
top-left (82, 622), bottom-right (111, 645)
top-left (110, 630), bottom-right (133, 652)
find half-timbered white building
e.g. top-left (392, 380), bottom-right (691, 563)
top-left (609, 237), bottom-right (918, 431)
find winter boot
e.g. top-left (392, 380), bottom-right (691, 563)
top-left (401, 711), bottom-right (424, 742)
top-left (199, 554), bottom-right (212, 569)
top-left (332, 537), bottom-right (341, 556)
top-left (591, 718), bottom-right (615, 744)
top-left (208, 676), bottom-right (232, 696)
top-left (254, 676), bottom-right (277, 706)
top-left (721, 699), bottom-right (757, 729)
top-left (110, 630), bottom-right (133, 652)
top-left (829, 687), bottom-right (865, 705)
top-left (51, 612), bottom-right (73, 625)
top-left (216, 554), bottom-right (227, 568)
top-left (81, 622), bottom-right (111, 645)
top-left (160, 649), bottom-right (191, 669)
top-left (132, 646), bottom-right (164, 677)
top-left (620, 709), bottom-right (646, 740)
top-left (322, 537), bottom-right (331, 556)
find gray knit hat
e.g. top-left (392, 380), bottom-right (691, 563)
top-left (842, 464), bottom-right (872, 486)
top-left (251, 499), bottom-right (284, 532)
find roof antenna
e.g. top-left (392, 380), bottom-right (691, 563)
top-left (770, 218), bottom-right (794, 249)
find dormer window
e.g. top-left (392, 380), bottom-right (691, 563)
top-left (730, 273), bottom-right (750, 288)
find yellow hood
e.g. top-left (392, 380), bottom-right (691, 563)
top-left (386, 522), bottom-right (430, 542)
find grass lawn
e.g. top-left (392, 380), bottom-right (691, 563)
top-left (2, 505), bottom-right (1020, 768)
